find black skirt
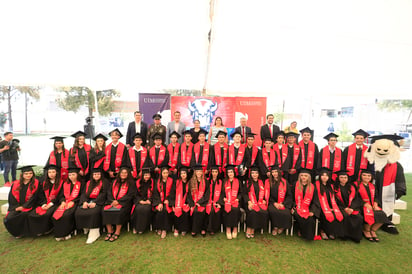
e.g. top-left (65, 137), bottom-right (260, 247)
top-left (342, 212), bottom-right (363, 242)
top-left (4, 210), bottom-right (32, 237)
top-left (268, 204), bottom-right (292, 229)
top-left (372, 210), bottom-right (389, 224)
top-left (173, 211), bottom-right (190, 233)
top-left (27, 206), bottom-right (57, 236)
top-left (75, 205), bottom-right (102, 229)
top-left (245, 208), bottom-right (268, 230)
top-left (52, 206), bottom-right (77, 238)
top-left (102, 204), bottom-right (132, 225)
top-left (154, 209), bottom-right (173, 231)
top-left (131, 204), bottom-right (153, 232)
top-left (207, 208), bottom-right (222, 233)
top-left (191, 208), bottom-right (207, 234)
top-left (319, 213), bottom-right (344, 238)
top-left (293, 212), bottom-right (315, 241)
top-left (222, 207), bottom-right (241, 228)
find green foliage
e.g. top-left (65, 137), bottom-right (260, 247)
top-left (272, 112), bottom-right (284, 125)
top-left (379, 100), bottom-right (412, 111)
top-left (0, 112), bottom-right (7, 128)
top-left (337, 121), bottom-right (353, 142)
top-left (56, 87), bottom-right (120, 116)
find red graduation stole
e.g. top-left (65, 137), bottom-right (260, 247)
top-left (71, 144), bottom-right (91, 175)
top-left (335, 184), bottom-right (359, 215)
top-left (93, 149), bottom-right (105, 169)
top-left (180, 142), bottom-right (193, 167)
top-left (383, 163), bottom-right (398, 187)
top-left (249, 145), bottom-right (259, 166)
top-left (248, 180), bottom-right (270, 211)
top-left (128, 146), bottom-right (148, 178)
top-left (206, 179), bottom-right (222, 214)
top-left (358, 182), bottom-right (380, 225)
top-left (86, 180), bottom-right (103, 199)
top-left (103, 180), bottom-right (130, 211)
top-left (104, 142), bottom-right (125, 173)
top-left (321, 146), bottom-right (342, 180)
top-left (149, 145), bottom-right (166, 168)
top-left (262, 148), bottom-right (276, 168)
top-left (174, 180), bottom-right (190, 217)
top-left (299, 140), bottom-right (315, 169)
top-left (228, 143), bottom-right (245, 175)
top-left (224, 178), bottom-right (239, 212)
top-left (346, 143), bottom-right (368, 177)
top-left (268, 178), bottom-right (287, 209)
top-left (282, 144), bottom-right (300, 168)
top-left (295, 182), bottom-right (314, 219)
top-left (49, 149), bottom-right (69, 180)
top-left (167, 143), bottom-right (180, 171)
top-left (273, 145), bottom-right (282, 168)
top-left (52, 181), bottom-right (81, 220)
top-left (10, 179), bottom-right (39, 213)
top-left (315, 181), bottom-right (343, 222)
top-left (214, 143), bottom-right (228, 173)
top-left (194, 142), bottom-right (210, 171)
top-left (36, 181), bottom-right (62, 216)
top-left (190, 179), bottom-right (206, 215)
top-left (156, 177), bottom-right (173, 213)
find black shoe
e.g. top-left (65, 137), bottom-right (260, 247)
top-left (381, 223), bottom-right (399, 235)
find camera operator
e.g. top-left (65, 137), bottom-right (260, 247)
top-left (0, 132), bottom-right (20, 186)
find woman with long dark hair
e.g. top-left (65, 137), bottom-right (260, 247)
top-left (221, 165), bottom-right (242, 239)
top-left (102, 166), bottom-right (136, 242)
top-left (190, 120), bottom-right (202, 144)
top-left (89, 133), bottom-right (107, 174)
top-left (69, 131), bottom-right (91, 183)
top-left (4, 165), bottom-right (40, 238)
top-left (206, 166), bottom-right (224, 234)
top-left (131, 168), bottom-right (154, 235)
top-left (28, 165), bottom-right (63, 236)
top-left (46, 136), bottom-right (69, 181)
top-left (170, 167), bottom-right (191, 236)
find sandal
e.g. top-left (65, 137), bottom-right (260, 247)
top-left (109, 233), bottom-right (120, 242)
top-left (104, 233), bottom-right (112, 241)
top-left (321, 232), bottom-right (329, 240)
top-left (246, 233), bottom-right (251, 239)
top-left (250, 233), bottom-right (254, 238)
top-left (363, 230), bottom-right (374, 242)
top-left (371, 231), bottom-right (380, 242)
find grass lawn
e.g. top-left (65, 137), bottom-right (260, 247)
top-left (0, 175), bottom-right (411, 273)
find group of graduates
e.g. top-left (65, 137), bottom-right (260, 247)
top-left (3, 123), bottom-right (396, 244)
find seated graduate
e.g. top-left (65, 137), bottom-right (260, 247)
top-left (244, 166), bottom-right (269, 239)
top-left (89, 133), bottom-right (107, 173)
top-left (52, 167), bottom-right (82, 241)
top-left (357, 169), bottom-right (389, 243)
top-left (28, 165), bottom-right (63, 237)
top-left (206, 166), bottom-right (224, 235)
top-left (221, 165), bottom-right (242, 240)
top-left (75, 168), bottom-right (107, 244)
top-left (267, 165), bottom-right (293, 236)
top-left (314, 168), bottom-right (344, 240)
top-left (187, 165), bottom-right (210, 237)
top-left (334, 170), bottom-right (363, 243)
top-left (4, 165), bottom-right (40, 238)
top-left (170, 167), bottom-right (191, 237)
top-left (292, 169), bottom-right (318, 241)
top-left (102, 166), bottom-right (136, 242)
top-left (152, 165), bottom-right (174, 239)
top-left (131, 168), bottom-right (154, 235)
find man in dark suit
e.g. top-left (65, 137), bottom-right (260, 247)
top-left (235, 117), bottom-right (252, 144)
top-left (126, 111), bottom-right (148, 148)
top-left (259, 114), bottom-right (280, 147)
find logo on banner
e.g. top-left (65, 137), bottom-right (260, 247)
top-left (188, 98), bottom-right (218, 131)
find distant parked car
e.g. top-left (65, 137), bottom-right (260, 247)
top-left (366, 130), bottom-right (383, 144)
top-left (396, 132), bottom-right (411, 149)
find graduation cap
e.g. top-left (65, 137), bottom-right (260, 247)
top-left (198, 128), bottom-right (208, 136)
top-left (300, 127), bottom-right (312, 134)
top-left (17, 165), bottom-right (35, 173)
top-left (133, 133), bottom-right (143, 140)
top-left (352, 129), bottom-right (369, 138)
top-left (249, 165), bottom-right (260, 173)
top-left (263, 137), bottom-right (273, 143)
top-left (323, 133), bottom-right (339, 141)
top-left (45, 164), bottom-right (58, 171)
top-left (246, 132), bottom-right (257, 138)
top-left (152, 113), bottom-right (162, 120)
top-left (91, 167), bottom-right (103, 174)
top-left (210, 165), bottom-right (220, 171)
top-left (285, 132), bottom-right (299, 138)
top-left (360, 169), bottom-right (374, 175)
top-left (230, 131), bottom-right (242, 138)
top-left (68, 167), bottom-right (81, 173)
top-left (318, 167), bottom-right (332, 175)
top-left (369, 134), bottom-right (404, 146)
top-left (192, 164), bottom-right (204, 171)
top-left (71, 131), bottom-right (86, 138)
top-left (152, 133), bottom-right (163, 140)
top-left (225, 164), bottom-right (236, 172)
top-left (109, 128), bottom-right (123, 138)
top-left (215, 130), bottom-right (227, 138)
top-left (299, 168), bottom-right (312, 175)
top-left (183, 130), bottom-right (192, 136)
top-left (50, 136), bottom-right (66, 142)
top-left (160, 164), bottom-right (171, 171)
top-left (142, 167), bottom-right (152, 175)
top-left (169, 131), bottom-right (181, 139)
top-left (275, 131), bottom-right (286, 138)
top-left (334, 169), bottom-right (348, 177)
top-left (93, 133), bottom-right (108, 141)
top-left (178, 166), bottom-right (189, 173)
top-left (270, 164), bottom-right (281, 171)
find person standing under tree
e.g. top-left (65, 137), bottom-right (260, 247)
top-left (0, 132), bottom-right (21, 187)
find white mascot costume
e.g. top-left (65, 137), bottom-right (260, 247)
top-left (364, 134), bottom-right (407, 234)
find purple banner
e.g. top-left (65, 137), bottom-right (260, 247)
top-left (138, 93), bottom-right (171, 124)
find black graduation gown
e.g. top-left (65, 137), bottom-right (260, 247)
top-left (222, 180), bottom-right (242, 228)
top-left (244, 180), bottom-right (268, 230)
top-left (131, 179), bottom-right (154, 232)
top-left (361, 184), bottom-right (389, 224)
top-left (69, 147), bottom-right (90, 184)
top-left (258, 150), bottom-right (278, 181)
top-left (209, 144), bottom-right (227, 179)
top-left (335, 183), bottom-right (363, 242)
top-left (108, 144), bottom-right (128, 175)
top-left (102, 181), bottom-right (135, 225)
top-left (187, 181), bottom-right (210, 234)
top-left (52, 182), bottom-right (81, 237)
top-left (314, 183), bottom-right (344, 238)
top-left (169, 180), bottom-right (191, 233)
top-left (207, 180), bottom-right (224, 233)
top-left (268, 180), bottom-right (293, 229)
top-left (126, 148), bottom-right (152, 180)
top-left (152, 180), bottom-right (173, 231)
top-left (75, 180), bottom-right (107, 229)
top-left (4, 181), bottom-right (40, 237)
top-left (89, 149), bottom-right (105, 171)
top-left (317, 147), bottom-right (336, 170)
top-left (281, 145), bottom-right (302, 190)
top-left (342, 146), bottom-right (374, 182)
top-left (293, 184), bottom-right (318, 241)
top-left (190, 144), bottom-right (210, 169)
top-left (27, 182), bottom-right (63, 236)
top-left (149, 146), bottom-right (169, 180)
top-left (300, 142), bottom-right (319, 180)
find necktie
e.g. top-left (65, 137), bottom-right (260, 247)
top-left (242, 127), bottom-right (245, 143)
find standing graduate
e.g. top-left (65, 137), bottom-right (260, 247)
top-left (52, 167), bottom-right (82, 241)
top-left (318, 133), bottom-right (342, 181)
top-left (4, 165), bottom-right (40, 238)
top-left (272, 131), bottom-right (286, 169)
top-left (149, 133), bottom-right (169, 180)
top-left (281, 132), bottom-right (302, 190)
top-left (75, 168), bottom-right (107, 244)
top-left (243, 133), bottom-right (260, 174)
top-left (227, 131), bottom-right (246, 178)
top-left (46, 136), bottom-right (69, 181)
top-left (298, 127), bottom-right (319, 181)
top-left (102, 166), bottom-right (136, 242)
top-left (127, 133), bottom-right (150, 180)
top-left (314, 168), bottom-right (344, 240)
top-left (206, 166), bottom-right (224, 234)
top-left (191, 128), bottom-right (211, 174)
top-left (170, 167), bottom-right (191, 236)
top-left (209, 130), bottom-right (228, 178)
top-left (167, 131), bottom-right (181, 180)
top-left (267, 165), bottom-right (293, 236)
top-left (103, 128), bottom-right (128, 181)
top-left (188, 165), bottom-right (210, 237)
top-left (221, 165), bottom-right (242, 239)
top-left (334, 170), bottom-right (363, 243)
top-left (259, 138), bottom-right (277, 181)
top-left (89, 133), bottom-right (107, 173)
top-left (178, 130), bottom-right (194, 176)
top-left (131, 168), bottom-right (154, 235)
top-left (357, 169), bottom-right (389, 243)
top-left (69, 131), bottom-right (91, 183)
top-left (244, 166), bottom-right (269, 239)
top-left (152, 165), bottom-right (174, 239)
top-left (292, 169), bottom-right (318, 241)
top-left (28, 165), bottom-right (63, 237)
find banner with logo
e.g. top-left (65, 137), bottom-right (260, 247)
top-left (139, 93), bottom-right (171, 125)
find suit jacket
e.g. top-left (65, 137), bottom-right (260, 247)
top-left (126, 121), bottom-right (148, 147)
top-left (235, 126), bottom-right (252, 144)
top-left (260, 124), bottom-right (280, 147)
top-left (166, 121), bottom-right (186, 144)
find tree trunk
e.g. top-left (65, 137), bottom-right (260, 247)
top-left (7, 86), bottom-right (13, 131)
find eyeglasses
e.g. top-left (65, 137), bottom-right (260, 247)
top-left (329, 139), bottom-right (337, 142)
